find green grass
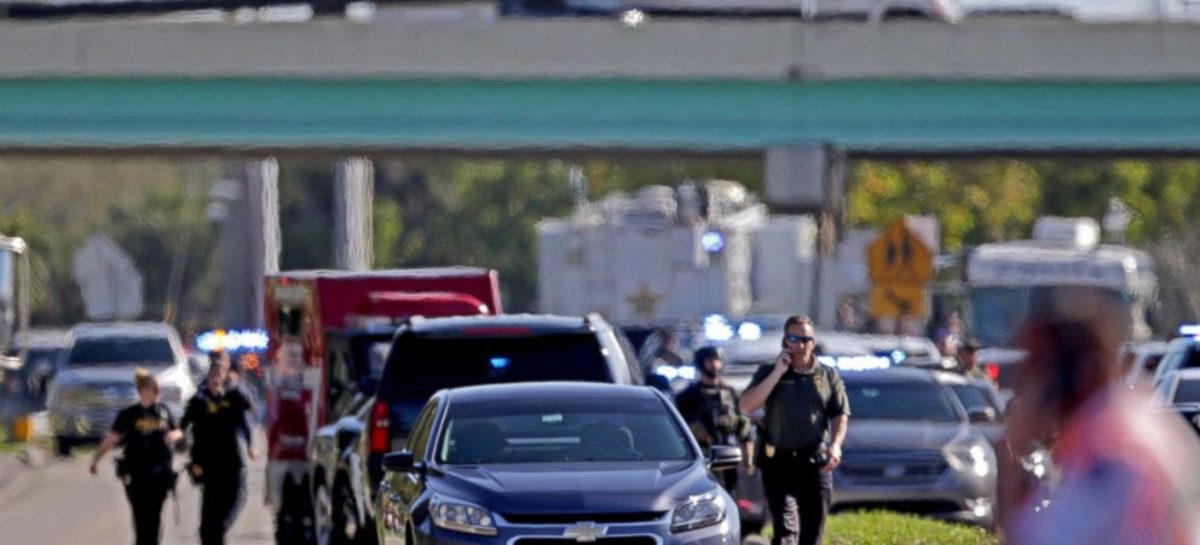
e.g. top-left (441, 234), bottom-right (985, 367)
top-left (760, 512), bottom-right (999, 545)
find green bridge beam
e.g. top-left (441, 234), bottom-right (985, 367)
top-left (4, 78), bottom-right (1200, 152)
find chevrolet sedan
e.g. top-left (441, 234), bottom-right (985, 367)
top-left (376, 382), bottom-right (742, 545)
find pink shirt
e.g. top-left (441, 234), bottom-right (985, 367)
top-left (1007, 388), bottom-right (1200, 545)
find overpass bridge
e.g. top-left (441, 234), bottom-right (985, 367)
top-left (4, 17), bottom-right (1200, 324)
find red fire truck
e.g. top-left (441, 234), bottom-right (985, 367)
top-left (262, 268), bottom-right (502, 542)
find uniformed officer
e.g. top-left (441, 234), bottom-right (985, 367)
top-left (180, 350), bottom-right (257, 545)
top-left (675, 346), bottom-right (754, 493)
top-left (957, 339), bottom-right (990, 382)
top-left (740, 316), bottom-right (849, 545)
top-left (90, 368), bottom-right (184, 545)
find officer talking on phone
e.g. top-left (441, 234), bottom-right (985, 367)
top-left (740, 316), bottom-right (849, 545)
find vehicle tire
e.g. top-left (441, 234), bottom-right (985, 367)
top-left (277, 477), bottom-right (318, 545)
top-left (314, 481), bottom-right (334, 545)
top-left (331, 476), bottom-right (360, 545)
top-left (54, 436), bottom-right (72, 457)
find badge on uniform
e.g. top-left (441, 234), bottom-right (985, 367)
top-left (764, 444), bottom-right (776, 459)
top-left (813, 374), bottom-right (824, 389)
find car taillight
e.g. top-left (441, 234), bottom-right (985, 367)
top-left (985, 363), bottom-right (1001, 382)
top-left (369, 400), bottom-right (390, 454)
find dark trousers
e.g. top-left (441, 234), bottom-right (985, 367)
top-left (761, 457), bottom-right (832, 545)
top-left (199, 468), bottom-right (247, 545)
top-left (124, 476), bottom-right (171, 545)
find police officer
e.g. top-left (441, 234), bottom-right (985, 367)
top-left (740, 316), bottom-right (849, 545)
top-left (957, 339), bottom-right (990, 382)
top-left (90, 368), bottom-right (183, 545)
top-left (180, 350), bottom-right (257, 545)
top-left (675, 346), bottom-right (754, 493)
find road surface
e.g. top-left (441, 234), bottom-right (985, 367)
top-left (0, 449), bottom-right (274, 545)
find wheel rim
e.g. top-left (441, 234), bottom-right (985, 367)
top-left (315, 485), bottom-right (333, 545)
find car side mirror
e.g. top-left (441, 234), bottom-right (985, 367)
top-left (382, 451), bottom-right (422, 474)
top-left (968, 407), bottom-right (997, 424)
top-left (707, 445), bottom-right (743, 472)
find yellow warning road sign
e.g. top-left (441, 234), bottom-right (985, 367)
top-left (868, 220), bottom-right (934, 285)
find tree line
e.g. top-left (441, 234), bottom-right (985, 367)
top-left (0, 155), bottom-right (1196, 332)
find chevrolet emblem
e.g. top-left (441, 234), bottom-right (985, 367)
top-left (563, 522), bottom-right (608, 543)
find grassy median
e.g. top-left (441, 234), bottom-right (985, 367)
top-left (760, 511), bottom-right (1000, 545)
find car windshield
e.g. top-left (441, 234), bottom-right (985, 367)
top-left (386, 333), bottom-right (610, 401)
top-left (1174, 379), bottom-right (1200, 404)
top-left (845, 380), bottom-right (961, 423)
top-left (437, 396), bottom-right (693, 465)
top-left (948, 384), bottom-right (1002, 418)
top-left (68, 337), bottom-right (175, 367)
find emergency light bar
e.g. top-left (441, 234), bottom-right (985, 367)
top-left (1178, 324), bottom-right (1200, 337)
top-left (818, 355), bottom-right (892, 372)
top-left (654, 365), bottom-right (698, 381)
top-left (196, 329), bottom-right (270, 352)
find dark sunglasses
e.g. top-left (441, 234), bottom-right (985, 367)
top-left (785, 335), bottom-right (815, 345)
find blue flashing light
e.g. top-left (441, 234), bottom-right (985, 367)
top-left (701, 231), bottom-right (725, 253)
top-left (737, 322), bottom-right (764, 341)
top-left (890, 350), bottom-right (907, 364)
top-left (490, 357), bottom-right (511, 370)
top-left (820, 355), bottom-right (892, 372)
top-left (1179, 325), bottom-right (1200, 337)
top-left (195, 329), bottom-right (269, 352)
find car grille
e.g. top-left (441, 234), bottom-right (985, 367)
top-left (839, 453), bottom-right (948, 485)
top-left (502, 512), bottom-right (665, 525)
top-left (834, 500), bottom-right (962, 516)
top-left (514, 538), bottom-right (657, 545)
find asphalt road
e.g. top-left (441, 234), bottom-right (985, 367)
top-left (0, 449), bottom-right (274, 545)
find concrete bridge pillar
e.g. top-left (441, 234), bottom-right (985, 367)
top-left (765, 145), bottom-right (845, 329)
top-left (218, 158), bottom-right (280, 329)
top-left (333, 156), bottom-right (374, 271)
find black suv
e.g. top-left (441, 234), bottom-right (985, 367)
top-left (353, 314), bottom-right (642, 544)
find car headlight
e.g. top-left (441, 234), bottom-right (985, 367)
top-left (947, 441), bottom-right (993, 478)
top-left (670, 491), bottom-right (726, 533)
top-left (429, 496), bottom-right (497, 536)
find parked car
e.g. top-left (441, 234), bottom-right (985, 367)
top-left (47, 322), bottom-right (195, 456)
top-left (375, 382), bottom-right (742, 545)
top-left (12, 329), bottom-right (70, 408)
top-left (1123, 340), bottom-right (1170, 386)
top-left (309, 325), bottom-right (398, 545)
top-left (1152, 368), bottom-right (1200, 434)
top-left (1150, 336), bottom-right (1200, 388)
top-left (355, 314), bottom-right (643, 543)
top-left (833, 367), bottom-right (997, 528)
top-left (311, 395), bottom-right (377, 545)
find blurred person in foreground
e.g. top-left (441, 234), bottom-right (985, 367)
top-left (181, 350), bottom-right (257, 545)
top-left (675, 346), bottom-right (754, 492)
top-left (1002, 316), bottom-right (1200, 545)
top-left (90, 368), bottom-right (183, 545)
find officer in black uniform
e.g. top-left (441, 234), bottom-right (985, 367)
top-left (675, 346), bottom-right (754, 493)
top-left (180, 350), bottom-right (256, 545)
top-left (740, 316), bottom-right (849, 545)
top-left (90, 368), bottom-right (183, 545)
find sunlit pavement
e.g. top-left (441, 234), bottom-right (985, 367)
top-left (0, 447), bottom-right (272, 545)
